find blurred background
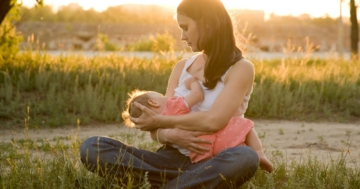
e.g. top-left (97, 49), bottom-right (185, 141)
top-left (0, 0), bottom-right (356, 58)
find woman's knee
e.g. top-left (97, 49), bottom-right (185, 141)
top-left (79, 136), bottom-right (102, 163)
top-left (217, 146), bottom-right (259, 174)
top-left (233, 146), bottom-right (258, 165)
top-left (79, 136), bottom-right (126, 163)
top-left (80, 136), bottom-right (97, 153)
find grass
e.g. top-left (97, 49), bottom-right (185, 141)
top-left (244, 154), bottom-right (360, 189)
top-left (278, 128), bottom-right (284, 135)
top-left (0, 51), bottom-right (359, 128)
top-left (0, 124), bottom-right (359, 189)
top-left (0, 52), bottom-right (176, 127)
top-left (1, 11), bottom-right (359, 186)
top-left (249, 58), bottom-right (360, 122)
top-left (0, 50), bottom-right (359, 187)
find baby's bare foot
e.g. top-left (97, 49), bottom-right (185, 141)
top-left (256, 151), bottom-right (273, 173)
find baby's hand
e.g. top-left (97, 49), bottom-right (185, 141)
top-left (184, 77), bottom-right (198, 90)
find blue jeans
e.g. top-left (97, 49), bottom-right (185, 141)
top-left (80, 136), bottom-right (258, 189)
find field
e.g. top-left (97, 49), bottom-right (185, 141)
top-left (0, 52), bottom-right (360, 188)
top-left (1, 51), bottom-right (359, 127)
top-left (0, 120), bottom-right (359, 188)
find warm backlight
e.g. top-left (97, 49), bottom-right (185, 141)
top-left (21, 0), bottom-right (346, 18)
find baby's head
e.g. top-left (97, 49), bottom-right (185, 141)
top-left (122, 89), bottom-right (167, 127)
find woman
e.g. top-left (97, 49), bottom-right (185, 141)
top-left (80, 0), bottom-right (260, 188)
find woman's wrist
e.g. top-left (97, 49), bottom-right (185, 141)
top-left (159, 128), bottom-right (171, 144)
top-left (154, 114), bottom-right (162, 129)
top-left (156, 128), bottom-right (162, 143)
top-left (157, 114), bottom-right (176, 130)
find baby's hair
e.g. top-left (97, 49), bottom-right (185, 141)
top-left (121, 89), bottom-right (152, 127)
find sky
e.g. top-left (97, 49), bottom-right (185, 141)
top-left (21, 0), bottom-right (352, 18)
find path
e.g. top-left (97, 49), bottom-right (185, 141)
top-left (1, 120), bottom-right (359, 166)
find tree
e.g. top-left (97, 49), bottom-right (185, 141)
top-left (1, 0), bottom-right (43, 25)
top-left (0, 0), bottom-right (13, 25)
top-left (350, 0), bottom-right (359, 58)
top-left (0, 0), bottom-right (43, 59)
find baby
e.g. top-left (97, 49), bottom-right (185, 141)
top-left (122, 78), bottom-right (273, 173)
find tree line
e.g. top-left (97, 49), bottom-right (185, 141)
top-left (1, 2), bottom-right (351, 28)
top-left (1, 1), bottom-right (359, 57)
top-left (19, 4), bottom-right (340, 26)
top-left (19, 4), bottom-right (175, 24)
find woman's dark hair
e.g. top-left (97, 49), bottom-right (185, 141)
top-left (177, 0), bottom-right (243, 89)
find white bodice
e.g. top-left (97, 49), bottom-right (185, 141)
top-left (174, 54), bottom-right (252, 117)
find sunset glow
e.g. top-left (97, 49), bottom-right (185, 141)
top-left (21, 0), bottom-right (350, 18)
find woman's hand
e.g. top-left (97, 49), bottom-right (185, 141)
top-left (165, 128), bottom-right (213, 154)
top-left (130, 102), bottom-right (159, 131)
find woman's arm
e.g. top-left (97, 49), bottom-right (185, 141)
top-left (165, 59), bottom-right (186, 97)
top-left (166, 59), bottom-right (255, 131)
top-left (132, 59), bottom-right (255, 132)
top-left (150, 128), bottom-right (212, 154)
top-left (148, 57), bottom-right (209, 152)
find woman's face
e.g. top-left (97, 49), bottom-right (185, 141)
top-left (177, 13), bottom-right (200, 52)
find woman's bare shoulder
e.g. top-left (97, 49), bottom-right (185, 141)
top-left (233, 58), bottom-right (254, 72)
top-left (175, 53), bottom-right (201, 69)
top-left (171, 59), bottom-right (187, 76)
top-left (175, 58), bottom-right (187, 69)
top-left (225, 58), bottom-right (254, 83)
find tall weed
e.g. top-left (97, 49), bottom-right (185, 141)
top-left (0, 125), bottom-right (359, 188)
top-left (0, 52), bottom-right (359, 128)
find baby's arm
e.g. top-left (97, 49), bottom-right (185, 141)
top-left (183, 77), bottom-right (204, 108)
top-left (149, 78), bottom-right (205, 147)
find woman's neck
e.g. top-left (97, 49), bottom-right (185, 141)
top-left (202, 53), bottom-right (208, 63)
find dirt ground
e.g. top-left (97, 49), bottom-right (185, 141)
top-left (1, 120), bottom-right (359, 166)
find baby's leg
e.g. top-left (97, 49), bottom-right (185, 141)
top-left (245, 128), bottom-right (273, 173)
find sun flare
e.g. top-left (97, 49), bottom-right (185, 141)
top-left (21, 0), bottom-right (345, 18)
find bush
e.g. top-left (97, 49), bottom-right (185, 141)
top-left (127, 32), bottom-right (175, 52)
top-left (0, 2), bottom-right (22, 59)
top-left (97, 33), bottom-right (119, 51)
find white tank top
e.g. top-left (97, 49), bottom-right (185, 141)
top-left (172, 54), bottom-right (253, 156)
top-left (174, 53), bottom-right (253, 117)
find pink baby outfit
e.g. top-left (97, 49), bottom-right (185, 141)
top-left (161, 97), bottom-right (254, 163)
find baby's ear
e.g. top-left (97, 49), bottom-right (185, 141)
top-left (147, 99), bottom-right (160, 108)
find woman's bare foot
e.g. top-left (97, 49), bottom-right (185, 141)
top-left (256, 151), bottom-right (273, 173)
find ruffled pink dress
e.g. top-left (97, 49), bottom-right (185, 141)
top-left (161, 97), bottom-right (253, 163)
